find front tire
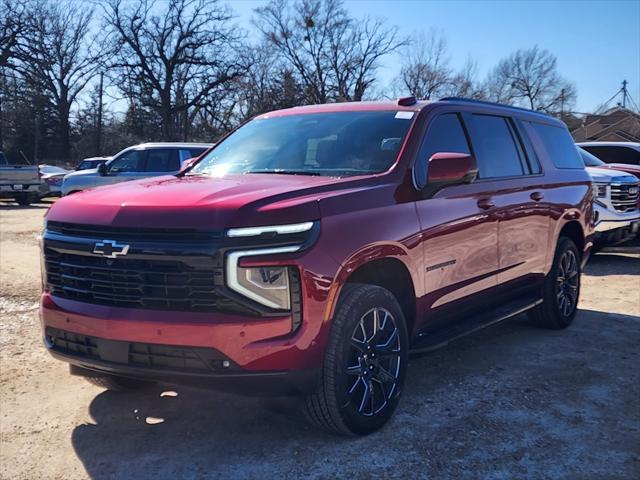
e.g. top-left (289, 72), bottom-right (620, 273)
top-left (303, 284), bottom-right (409, 436)
top-left (528, 237), bottom-right (581, 329)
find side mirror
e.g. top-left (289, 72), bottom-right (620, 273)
top-left (424, 152), bottom-right (478, 197)
top-left (98, 162), bottom-right (108, 176)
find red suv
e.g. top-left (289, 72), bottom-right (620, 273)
top-left (40, 98), bottom-right (593, 435)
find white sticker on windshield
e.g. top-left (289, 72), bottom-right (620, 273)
top-left (395, 111), bottom-right (415, 119)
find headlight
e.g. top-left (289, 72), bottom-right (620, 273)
top-left (227, 221), bottom-right (314, 238)
top-left (593, 183), bottom-right (607, 198)
top-left (237, 266), bottom-right (291, 309)
top-left (226, 245), bottom-right (300, 309)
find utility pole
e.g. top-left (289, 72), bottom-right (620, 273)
top-left (96, 71), bottom-right (104, 155)
top-left (621, 79), bottom-right (628, 109)
top-left (560, 88), bottom-right (565, 119)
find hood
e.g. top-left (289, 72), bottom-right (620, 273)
top-left (586, 166), bottom-right (639, 183)
top-left (595, 163), bottom-right (640, 178)
top-left (46, 173), bottom-right (374, 230)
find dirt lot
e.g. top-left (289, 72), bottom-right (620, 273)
top-left (1, 201), bottom-right (639, 479)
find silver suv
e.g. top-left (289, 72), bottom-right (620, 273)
top-left (61, 143), bottom-right (212, 195)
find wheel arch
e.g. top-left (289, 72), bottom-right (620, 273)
top-left (557, 220), bottom-right (585, 259)
top-left (329, 254), bottom-right (418, 337)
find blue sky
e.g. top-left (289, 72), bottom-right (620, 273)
top-left (231, 0), bottom-right (640, 113)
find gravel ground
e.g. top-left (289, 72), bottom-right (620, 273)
top-left (1, 201), bottom-right (639, 480)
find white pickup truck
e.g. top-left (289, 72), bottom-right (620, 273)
top-left (0, 151), bottom-right (46, 205)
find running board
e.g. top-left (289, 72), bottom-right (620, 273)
top-left (409, 296), bottom-right (542, 354)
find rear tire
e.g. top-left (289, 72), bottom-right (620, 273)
top-left (84, 375), bottom-right (155, 392)
top-left (528, 237), bottom-right (581, 329)
top-left (15, 193), bottom-right (37, 206)
top-left (302, 284), bottom-right (409, 436)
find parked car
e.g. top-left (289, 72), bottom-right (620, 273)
top-left (577, 142), bottom-right (640, 166)
top-left (41, 98), bottom-right (593, 435)
top-left (75, 157), bottom-right (111, 171)
top-left (0, 151), bottom-right (45, 205)
top-left (578, 147), bottom-right (639, 246)
top-left (61, 143), bottom-right (212, 195)
top-left (577, 146), bottom-right (640, 178)
top-left (39, 166), bottom-right (71, 198)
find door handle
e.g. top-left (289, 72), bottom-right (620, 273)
top-left (530, 191), bottom-right (544, 201)
top-left (477, 198), bottom-right (495, 210)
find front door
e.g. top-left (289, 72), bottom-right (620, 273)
top-left (103, 149), bottom-right (148, 185)
top-left (413, 112), bottom-right (499, 333)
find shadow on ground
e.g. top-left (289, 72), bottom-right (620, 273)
top-left (0, 199), bottom-right (54, 210)
top-left (71, 309), bottom-right (640, 479)
top-left (585, 252), bottom-right (640, 276)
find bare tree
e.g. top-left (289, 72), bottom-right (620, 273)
top-left (445, 58), bottom-right (484, 99)
top-left (255, 0), bottom-right (403, 103)
top-left (103, 0), bottom-right (244, 141)
top-left (396, 30), bottom-right (451, 100)
top-left (1, 0), bottom-right (31, 150)
top-left (0, 0), bottom-right (30, 68)
top-left (485, 46), bottom-right (576, 113)
top-left (13, 0), bottom-right (100, 161)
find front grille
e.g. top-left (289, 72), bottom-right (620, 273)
top-left (611, 184), bottom-right (640, 212)
top-left (46, 221), bottom-right (222, 243)
top-left (44, 249), bottom-right (253, 314)
top-left (46, 328), bottom-right (236, 373)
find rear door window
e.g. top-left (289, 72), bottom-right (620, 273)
top-left (529, 122), bottom-right (583, 169)
top-left (415, 113), bottom-right (471, 187)
top-left (467, 114), bottom-right (525, 178)
top-left (145, 149), bottom-right (181, 172)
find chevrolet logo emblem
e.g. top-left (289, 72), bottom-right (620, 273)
top-left (93, 240), bottom-right (130, 258)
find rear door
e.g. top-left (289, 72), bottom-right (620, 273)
top-left (144, 148), bottom-right (182, 176)
top-left (414, 111), bottom-right (499, 332)
top-left (464, 113), bottom-right (550, 290)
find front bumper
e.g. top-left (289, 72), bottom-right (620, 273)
top-left (593, 203), bottom-right (640, 233)
top-left (0, 183), bottom-right (46, 197)
top-left (40, 293), bottom-right (325, 395)
top-left (47, 328), bottom-right (318, 396)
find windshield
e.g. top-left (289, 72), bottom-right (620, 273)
top-left (189, 111), bottom-right (414, 177)
top-left (578, 147), bottom-right (605, 167)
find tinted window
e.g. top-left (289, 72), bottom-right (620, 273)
top-left (415, 113), bottom-right (470, 186)
top-left (145, 149), bottom-right (180, 172)
top-left (189, 148), bottom-right (207, 157)
top-left (530, 122), bottom-right (583, 169)
top-left (190, 111), bottom-right (414, 177)
top-left (469, 115), bottom-right (524, 178)
top-left (581, 145), bottom-right (640, 165)
top-left (577, 147), bottom-right (604, 167)
top-left (109, 150), bottom-right (145, 173)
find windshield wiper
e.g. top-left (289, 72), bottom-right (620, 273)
top-left (245, 169), bottom-right (322, 176)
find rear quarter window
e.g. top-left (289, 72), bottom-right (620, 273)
top-left (529, 122), bottom-right (583, 169)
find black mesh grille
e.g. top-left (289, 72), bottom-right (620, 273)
top-left (46, 328), bottom-right (235, 373)
top-left (45, 249), bottom-right (253, 314)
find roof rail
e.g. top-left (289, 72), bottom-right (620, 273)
top-left (438, 97), bottom-right (547, 115)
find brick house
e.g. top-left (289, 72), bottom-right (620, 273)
top-left (571, 107), bottom-right (640, 142)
